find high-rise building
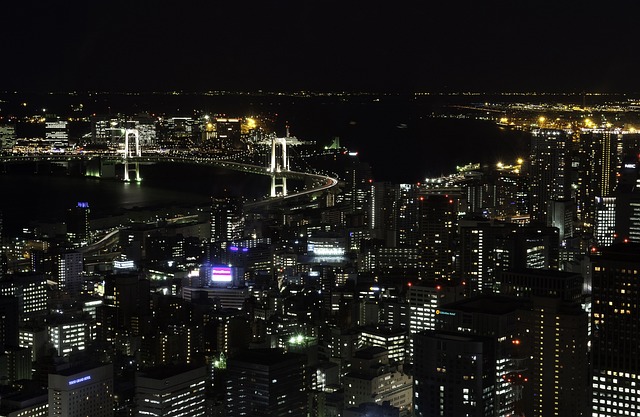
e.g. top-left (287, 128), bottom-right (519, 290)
top-left (417, 194), bottom-right (457, 281)
top-left (343, 347), bottom-right (412, 416)
top-left (613, 158), bottom-right (640, 243)
top-left (44, 119), bottom-right (68, 150)
top-left (135, 365), bottom-right (206, 417)
top-left (405, 283), bottom-right (464, 361)
top-left (210, 197), bottom-right (243, 244)
top-left (226, 349), bottom-right (307, 417)
top-left (56, 251), bottom-right (83, 294)
top-left (413, 331), bottom-right (495, 417)
top-left (591, 244), bottom-right (640, 417)
top-left (0, 273), bottom-right (48, 323)
top-left (586, 129), bottom-right (623, 198)
top-left (0, 295), bottom-right (19, 351)
top-left (65, 202), bottom-right (90, 243)
top-left (369, 181), bottom-right (399, 246)
top-left (529, 129), bottom-right (568, 223)
top-left (47, 362), bottom-right (113, 417)
top-left (96, 274), bottom-right (150, 345)
top-left (594, 196), bottom-right (616, 247)
top-left (358, 325), bottom-right (409, 364)
top-left (434, 295), bottom-right (528, 417)
top-left (0, 124), bottom-right (16, 149)
top-left (47, 314), bottom-right (91, 357)
top-left (499, 269), bottom-right (589, 417)
top-left (458, 220), bottom-right (560, 295)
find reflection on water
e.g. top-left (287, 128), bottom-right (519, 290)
top-left (0, 163), bottom-right (269, 235)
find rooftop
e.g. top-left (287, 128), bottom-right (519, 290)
top-left (441, 295), bottom-right (523, 315)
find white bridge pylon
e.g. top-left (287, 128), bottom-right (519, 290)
top-left (123, 128), bottom-right (141, 182)
top-left (269, 137), bottom-right (289, 197)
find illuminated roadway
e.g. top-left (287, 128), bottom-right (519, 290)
top-left (0, 152), bottom-right (340, 207)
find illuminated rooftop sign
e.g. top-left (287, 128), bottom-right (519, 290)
top-left (69, 375), bottom-right (91, 386)
top-left (211, 267), bottom-right (233, 282)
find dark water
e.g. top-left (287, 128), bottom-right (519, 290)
top-left (0, 163), bottom-right (270, 236)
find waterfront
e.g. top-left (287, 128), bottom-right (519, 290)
top-left (0, 163), bottom-right (269, 236)
top-left (0, 96), bottom-right (532, 236)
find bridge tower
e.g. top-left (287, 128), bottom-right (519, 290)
top-left (123, 129), bottom-right (141, 182)
top-left (269, 137), bottom-right (289, 197)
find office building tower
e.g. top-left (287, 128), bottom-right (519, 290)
top-left (0, 346), bottom-right (31, 384)
top-left (613, 158), bottom-right (640, 243)
top-left (591, 244), bottom-right (640, 417)
top-left (594, 196), bottom-right (616, 247)
top-left (56, 251), bottom-right (83, 294)
top-left (586, 129), bottom-right (623, 197)
top-left (226, 349), bottom-right (306, 417)
top-left (406, 283), bottom-right (464, 361)
top-left (359, 326), bottom-right (409, 364)
top-left (418, 194), bottom-right (457, 281)
top-left (343, 347), bottom-right (412, 416)
top-left (44, 119), bottom-right (68, 149)
top-left (0, 124), bottom-right (16, 149)
top-left (135, 365), bottom-right (206, 417)
top-left (463, 162), bottom-right (527, 218)
top-left (96, 274), bottom-right (150, 345)
top-left (47, 362), bottom-right (113, 417)
top-left (529, 129), bottom-right (568, 223)
top-left (214, 118), bottom-right (242, 149)
top-left (369, 182), bottom-right (399, 246)
top-left (0, 273), bottom-right (48, 323)
top-left (0, 296), bottom-right (19, 351)
top-left (547, 198), bottom-right (574, 243)
top-left (394, 184), bottom-right (420, 248)
top-left (210, 197), bottom-right (243, 244)
top-left (47, 314), bottom-right (91, 357)
top-left (458, 220), bottom-right (560, 294)
top-left (434, 296), bottom-right (528, 417)
top-left (413, 331), bottom-right (495, 417)
top-left (66, 202), bottom-right (90, 243)
top-left (499, 269), bottom-right (588, 417)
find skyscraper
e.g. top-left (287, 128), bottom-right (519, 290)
top-left (48, 363), bottom-right (113, 417)
top-left (591, 244), bottom-right (640, 417)
top-left (210, 197), bottom-right (243, 244)
top-left (135, 365), bottom-right (206, 417)
top-left (413, 331), bottom-right (495, 417)
top-left (500, 269), bottom-right (589, 417)
top-left (226, 349), bottom-right (306, 417)
top-left (529, 129), bottom-right (568, 223)
top-left (56, 251), bottom-right (83, 294)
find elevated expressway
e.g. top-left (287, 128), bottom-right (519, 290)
top-left (0, 153), bottom-right (339, 208)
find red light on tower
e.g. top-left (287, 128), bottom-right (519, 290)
top-left (512, 339), bottom-right (521, 345)
top-left (407, 282), bottom-right (412, 287)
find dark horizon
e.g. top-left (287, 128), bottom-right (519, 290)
top-left (3, 2), bottom-right (640, 93)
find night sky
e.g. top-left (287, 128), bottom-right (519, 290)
top-left (2, 1), bottom-right (640, 93)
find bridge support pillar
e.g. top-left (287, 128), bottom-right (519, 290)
top-left (123, 129), bottom-right (141, 182)
top-left (271, 175), bottom-right (287, 197)
top-left (269, 137), bottom-right (289, 197)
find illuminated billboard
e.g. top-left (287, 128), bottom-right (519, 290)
top-left (211, 266), bottom-right (233, 282)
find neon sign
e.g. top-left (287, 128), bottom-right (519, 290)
top-left (69, 375), bottom-right (91, 386)
top-left (211, 267), bottom-right (233, 282)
